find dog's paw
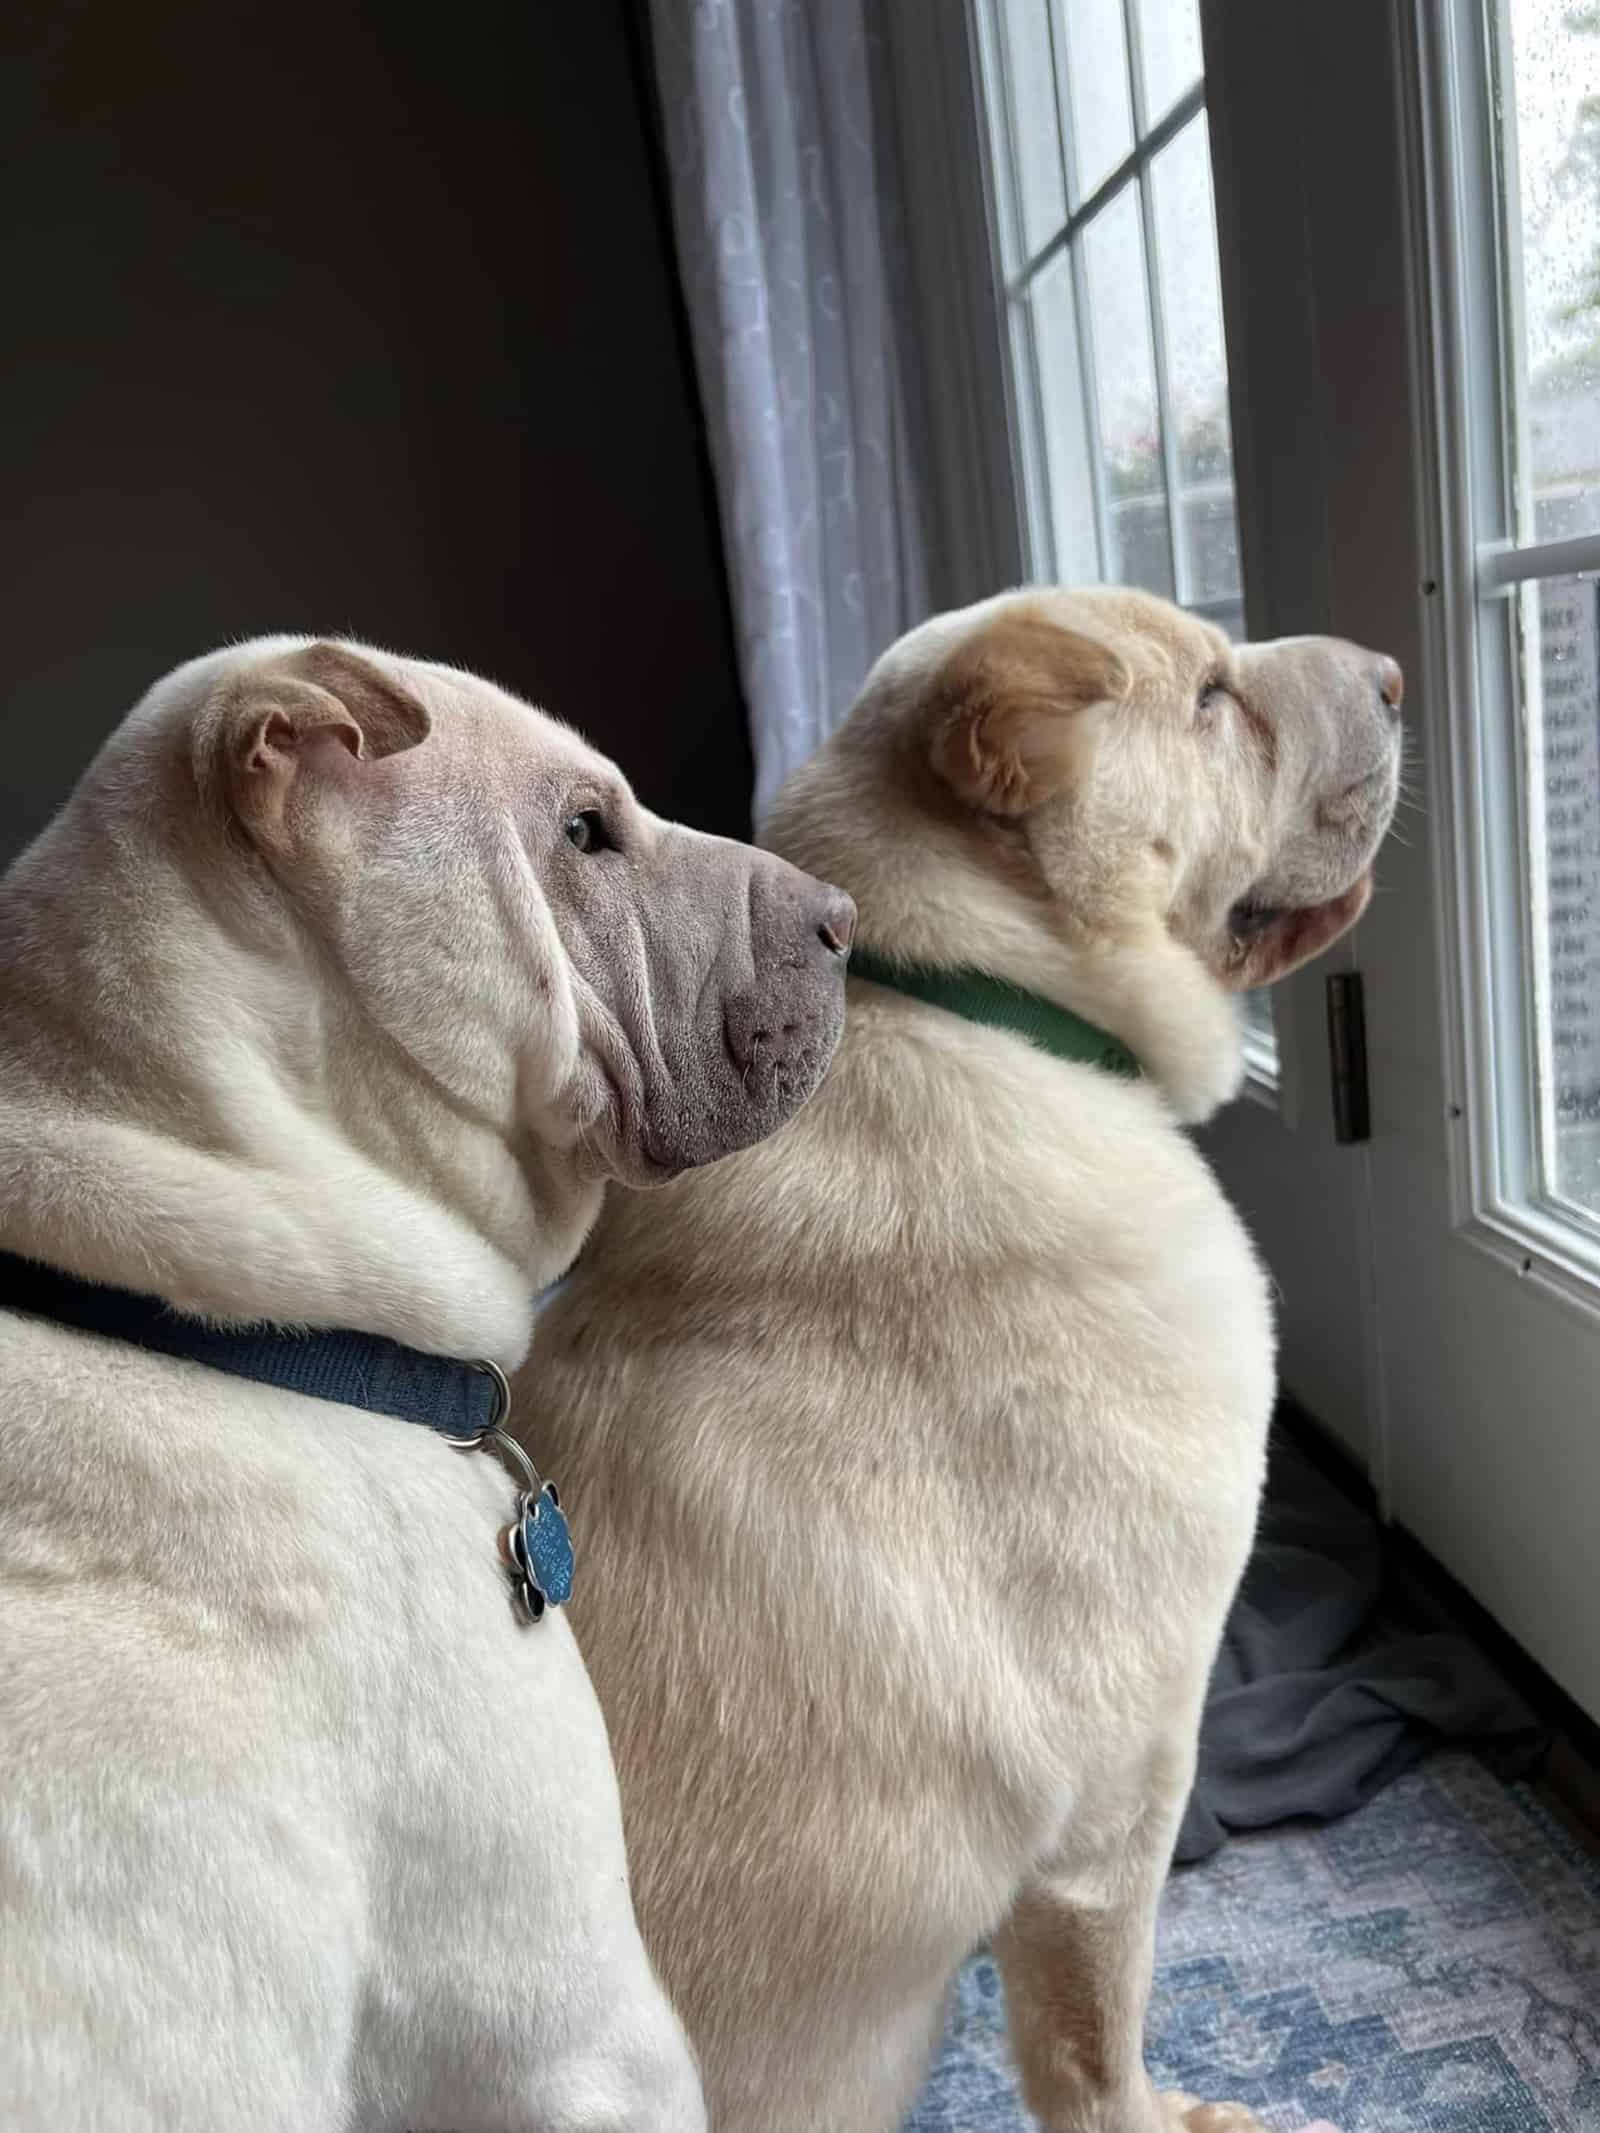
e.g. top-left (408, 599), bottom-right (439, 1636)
top-left (1158, 2093), bottom-right (1275, 2133)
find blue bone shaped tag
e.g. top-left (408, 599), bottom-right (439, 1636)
top-left (507, 1482), bottom-right (574, 1622)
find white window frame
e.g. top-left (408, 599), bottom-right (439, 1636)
top-left (1407, 0), bottom-right (1600, 1317)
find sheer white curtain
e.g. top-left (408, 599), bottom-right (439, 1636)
top-left (647, 0), bottom-right (930, 817)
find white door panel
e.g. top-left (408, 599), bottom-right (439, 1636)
top-left (1371, 1131), bottom-right (1600, 1717)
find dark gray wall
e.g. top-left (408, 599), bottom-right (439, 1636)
top-left (0, 0), bottom-right (752, 864)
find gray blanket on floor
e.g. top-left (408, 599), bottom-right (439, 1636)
top-left (1174, 1426), bottom-right (1548, 1863)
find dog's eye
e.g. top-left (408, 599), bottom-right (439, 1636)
top-left (1196, 681), bottom-right (1231, 725)
top-left (565, 810), bottom-right (614, 855)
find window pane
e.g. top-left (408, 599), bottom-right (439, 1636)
top-left (1535, 575), bottom-right (1600, 1211)
top-left (1028, 251), bottom-right (1101, 584)
top-left (1083, 189), bottom-right (1174, 597)
top-left (1058, 0), bottom-right (1133, 201)
top-left (995, 0), bottom-right (1068, 263)
top-left (1507, 0), bottom-right (1600, 543)
top-left (1150, 113), bottom-right (1241, 612)
top-left (1135, 0), bottom-right (1204, 122)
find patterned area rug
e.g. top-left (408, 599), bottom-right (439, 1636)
top-left (907, 1754), bottom-right (1600, 2132)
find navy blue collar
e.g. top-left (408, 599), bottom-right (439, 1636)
top-left (0, 1248), bottom-right (504, 1442)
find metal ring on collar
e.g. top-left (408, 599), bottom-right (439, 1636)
top-left (441, 1357), bottom-right (512, 1448)
top-left (469, 1357), bottom-right (512, 1429)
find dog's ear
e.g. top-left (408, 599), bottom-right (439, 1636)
top-left (216, 642), bottom-right (431, 853)
top-left (926, 615), bottom-right (1129, 817)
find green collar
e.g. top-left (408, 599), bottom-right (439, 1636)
top-left (848, 949), bottom-right (1141, 1079)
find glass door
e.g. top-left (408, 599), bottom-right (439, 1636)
top-left (1436, 0), bottom-right (1600, 1288)
top-left (1346, 0), bottom-right (1600, 1721)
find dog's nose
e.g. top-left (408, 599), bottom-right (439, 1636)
top-left (816, 890), bottom-right (856, 959)
top-left (1376, 655), bottom-right (1404, 719)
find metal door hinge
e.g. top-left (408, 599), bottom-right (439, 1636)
top-left (1326, 971), bottom-right (1370, 1144)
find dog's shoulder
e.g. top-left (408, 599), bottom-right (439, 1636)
top-left (548, 985), bottom-right (1271, 1414)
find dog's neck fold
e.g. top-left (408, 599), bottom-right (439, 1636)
top-left (764, 759), bottom-right (1245, 1125)
top-left (0, 807), bottom-right (593, 1372)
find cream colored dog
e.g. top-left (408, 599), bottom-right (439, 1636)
top-left (0, 637), bottom-right (853, 2131)
top-left (517, 587), bottom-right (1403, 2133)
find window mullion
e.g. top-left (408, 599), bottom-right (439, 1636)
top-left (983, 2), bottom-right (1058, 580)
top-left (1067, 236), bottom-right (1115, 582)
top-left (1044, 0), bottom-right (1078, 221)
top-left (1120, 0), bottom-right (1148, 133)
top-left (1480, 533), bottom-right (1600, 594)
top-left (1018, 0), bottom-right (1072, 581)
top-left (1121, 0), bottom-right (1187, 606)
top-left (986, 0), bottom-right (1032, 275)
top-left (1050, 0), bottom-right (1114, 581)
top-left (1137, 164), bottom-right (1187, 604)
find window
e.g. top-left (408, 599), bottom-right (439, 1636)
top-left (1432, 0), bottom-right (1600, 1266)
top-left (974, 0), bottom-right (1243, 636)
top-left (1506, 2), bottom-right (1600, 1220)
top-left (970, 0), bottom-right (1269, 1064)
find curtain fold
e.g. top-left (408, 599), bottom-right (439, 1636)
top-left (646, 0), bottom-right (930, 817)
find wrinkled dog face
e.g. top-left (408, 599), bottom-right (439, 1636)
top-left (180, 639), bottom-right (853, 1187)
top-left (921, 587), bottom-right (1403, 991)
top-left (528, 736), bottom-right (857, 1185)
top-left (1201, 620), bottom-right (1404, 987)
